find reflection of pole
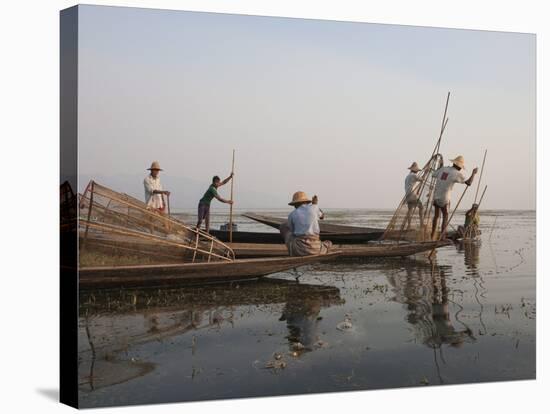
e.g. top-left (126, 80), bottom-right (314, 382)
top-left (229, 150), bottom-right (235, 243)
top-left (85, 315), bottom-right (97, 390)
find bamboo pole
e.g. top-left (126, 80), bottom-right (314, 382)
top-left (441, 185), bottom-right (469, 240)
top-left (229, 149), bottom-right (235, 243)
top-left (428, 184), bottom-right (469, 259)
top-left (474, 149), bottom-right (487, 203)
top-left (386, 94), bottom-right (450, 241)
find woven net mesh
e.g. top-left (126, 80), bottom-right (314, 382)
top-left (78, 181), bottom-right (235, 267)
top-left (381, 154), bottom-right (444, 242)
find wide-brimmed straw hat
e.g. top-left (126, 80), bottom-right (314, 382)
top-left (449, 155), bottom-right (465, 169)
top-left (408, 162), bottom-right (421, 173)
top-left (288, 191), bottom-right (311, 206)
top-left (147, 161), bottom-right (163, 171)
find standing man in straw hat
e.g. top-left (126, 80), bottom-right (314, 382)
top-left (405, 162), bottom-right (424, 229)
top-left (144, 161), bottom-right (170, 214)
top-left (431, 155), bottom-right (478, 239)
top-left (279, 191), bottom-right (331, 256)
top-left (196, 174), bottom-right (234, 232)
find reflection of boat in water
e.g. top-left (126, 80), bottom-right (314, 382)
top-left (79, 278), bottom-right (343, 392)
top-left (384, 258), bottom-right (475, 349)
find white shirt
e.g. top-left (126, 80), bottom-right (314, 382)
top-left (288, 204), bottom-right (323, 236)
top-left (144, 175), bottom-right (164, 209)
top-left (404, 172), bottom-right (422, 202)
top-left (432, 166), bottom-right (465, 205)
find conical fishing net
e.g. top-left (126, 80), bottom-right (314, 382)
top-left (78, 181), bottom-right (235, 267)
top-left (381, 154), bottom-right (444, 242)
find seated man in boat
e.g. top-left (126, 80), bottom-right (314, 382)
top-left (143, 161), bottom-right (171, 214)
top-left (404, 161), bottom-right (424, 229)
top-left (196, 174), bottom-right (234, 232)
top-left (279, 192), bottom-right (331, 256)
top-left (457, 203), bottom-right (481, 239)
top-left (431, 155), bottom-right (478, 240)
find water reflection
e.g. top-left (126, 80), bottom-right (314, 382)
top-left (386, 259), bottom-right (476, 349)
top-left (456, 240), bottom-right (482, 276)
top-left (79, 279), bottom-right (343, 392)
top-left (279, 291), bottom-right (333, 354)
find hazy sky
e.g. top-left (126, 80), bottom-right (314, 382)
top-left (77, 5), bottom-right (535, 210)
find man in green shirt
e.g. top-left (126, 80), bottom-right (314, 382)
top-left (196, 174), bottom-right (233, 232)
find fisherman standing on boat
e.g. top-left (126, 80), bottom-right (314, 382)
top-left (431, 155), bottom-right (478, 240)
top-left (196, 174), bottom-right (234, 232)
top-left (405, 162), bottom-right (424, 228)
top-left (143, 161), bottom-right (171, 214)
top-left (280, 192), bottom-right (331, 256)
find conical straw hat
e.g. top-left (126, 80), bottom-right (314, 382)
top-left (449, 155), bottom-right (465, 169)
top-left (288, 191), bottom-right (311, 206)
top-left (147, 161), bottom-right (163, 171)
top-left (408, 162), bottom-right (421, 172)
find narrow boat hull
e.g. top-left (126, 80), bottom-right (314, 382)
top-left (228, 241), bottom-right (452, 259)
top-left (243, 212), bottom-right (384, 235)
top-left (210, 229), bottom-right (383, 244)
top-left (78, 252), bottom-right (340, 288)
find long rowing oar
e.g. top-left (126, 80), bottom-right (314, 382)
top-left (229, 149), bottom-right (235, 243)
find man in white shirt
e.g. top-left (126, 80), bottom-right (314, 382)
top-left (279, 191), bottom-right (331, 256)
top-left (404, 162), bottom-right (424, 228)
top-left (143, 161), bottom-right (171, 214)
top-left (431, 155), bottom-right (478, 239)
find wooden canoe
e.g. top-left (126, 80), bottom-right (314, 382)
top-left (210, 228), bottom-right (383, 244)
top-left (78, 252), bottom-right (340, 288)
top-left (228, 240), bottom-right (452, 259)
top-left (243, 212), bottom-right (384, 235)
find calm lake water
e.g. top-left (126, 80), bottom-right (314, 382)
top-left (78, 209), bottom-right (536, 408)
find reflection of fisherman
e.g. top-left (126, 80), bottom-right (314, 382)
top-left (457, 204), bottom-right (480, 239)
top-left (388, 262), bottom-right (474, 348)
top-left (456, 239), bottom-right (481, 273)
top-left (279, 297), bottom-right (322, 353)
top-left (280, 191), bottom-right (332, 256)
top-left (404, 162), bottom-right (424, 228)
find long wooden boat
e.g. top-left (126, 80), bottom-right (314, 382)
top-left (228, 240), bottom-right (452, 259)
top-left (210, 228), bottom-right (383, 244)
top-left (243, 212), bottom-right (384, 235)
top-left (78, 252), bottom-right (341, 288)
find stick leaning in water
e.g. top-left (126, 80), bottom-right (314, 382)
top-left (429, 184), bottom-right (470, 259)
top-left (229, 150), bottom-right (235, 243)
top-left (474, 149), bottom-right (487, 203)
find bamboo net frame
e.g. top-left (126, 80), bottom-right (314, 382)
top-left (381, 93), bottom-right (452, 243)
top-left (78, 181), bottom-right (235, 267)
